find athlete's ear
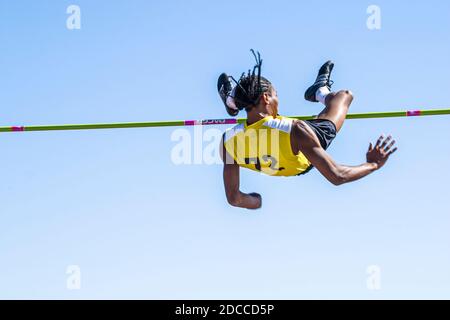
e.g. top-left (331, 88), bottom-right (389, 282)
top-left (262, 91), bottom-right (271, 105)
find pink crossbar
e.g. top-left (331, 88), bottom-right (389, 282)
top-left (406, 110), bottom-right (421, 117)
top-left (184, 119), bottom-right (238, 126)
top-left (11, 126), bottom-right (25, 132)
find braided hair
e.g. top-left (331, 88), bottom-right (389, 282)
top-left (230, 50), bottom-right (272, 112)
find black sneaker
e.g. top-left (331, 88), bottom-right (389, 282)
top-left (304, 60), bottom-right (334, 102)
top-left (217, 73), bottom-right (239, 117)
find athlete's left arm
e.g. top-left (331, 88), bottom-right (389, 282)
top-left (292, 120), bottom-right (397, 185)
top-left (220, 137), bottom-right (262, 209)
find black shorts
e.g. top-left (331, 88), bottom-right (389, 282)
top-left (304, 119), bottom-right (337, 150)
top-left (298, 119), bottom-right (337, 175)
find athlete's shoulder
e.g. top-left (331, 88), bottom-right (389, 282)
top-left (262, 115), bottom-right (294, 133)
top-left (290, 119), bottom-right (320, 150)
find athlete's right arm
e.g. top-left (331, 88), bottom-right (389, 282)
top-left (220, 137), bottom-right (262, 209)
top-left (291, 120), bottom-right (396, 186)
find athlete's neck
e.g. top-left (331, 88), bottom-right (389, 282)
top-left (246, 110), bottom-right (275, 126)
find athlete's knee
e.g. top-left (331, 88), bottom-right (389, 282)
top-left (338, 89), bottom-right (354, 104)
top-left (340, 89), bottom-right (353, 98)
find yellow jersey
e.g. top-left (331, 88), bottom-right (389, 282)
top-left (223, 115), bottom-right (311, 177)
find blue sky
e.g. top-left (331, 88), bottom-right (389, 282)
top-left (0, 0), bottom-right (449, 299)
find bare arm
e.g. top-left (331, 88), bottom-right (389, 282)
top-left (292, 121), bottom-right (397, 185)
top-left (301, 144), bottom-right (378, 185)
top-left (220, 136), bottom-right (262, 209)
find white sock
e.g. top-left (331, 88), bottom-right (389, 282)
top-left (315, 86), bottom-right (330, 105)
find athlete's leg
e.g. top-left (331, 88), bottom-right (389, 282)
top-left (304, 60), bottom-right (353, 132)
top-left (316, 89), bottom-right (353, 132)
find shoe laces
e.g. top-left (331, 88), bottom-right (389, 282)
top-left (326, 79), bottom-right (334, 90)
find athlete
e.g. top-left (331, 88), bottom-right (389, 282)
top-left (218, 50), bottom-right (397, 209)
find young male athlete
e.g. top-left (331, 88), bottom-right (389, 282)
top-left (218, 50), bottom-right (397, 209)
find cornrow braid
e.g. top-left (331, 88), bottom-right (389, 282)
top-left (231, 50), bottom-right (272, 112)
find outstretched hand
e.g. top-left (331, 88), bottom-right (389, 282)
top-left (366, 135), bottom-right (398, 169)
